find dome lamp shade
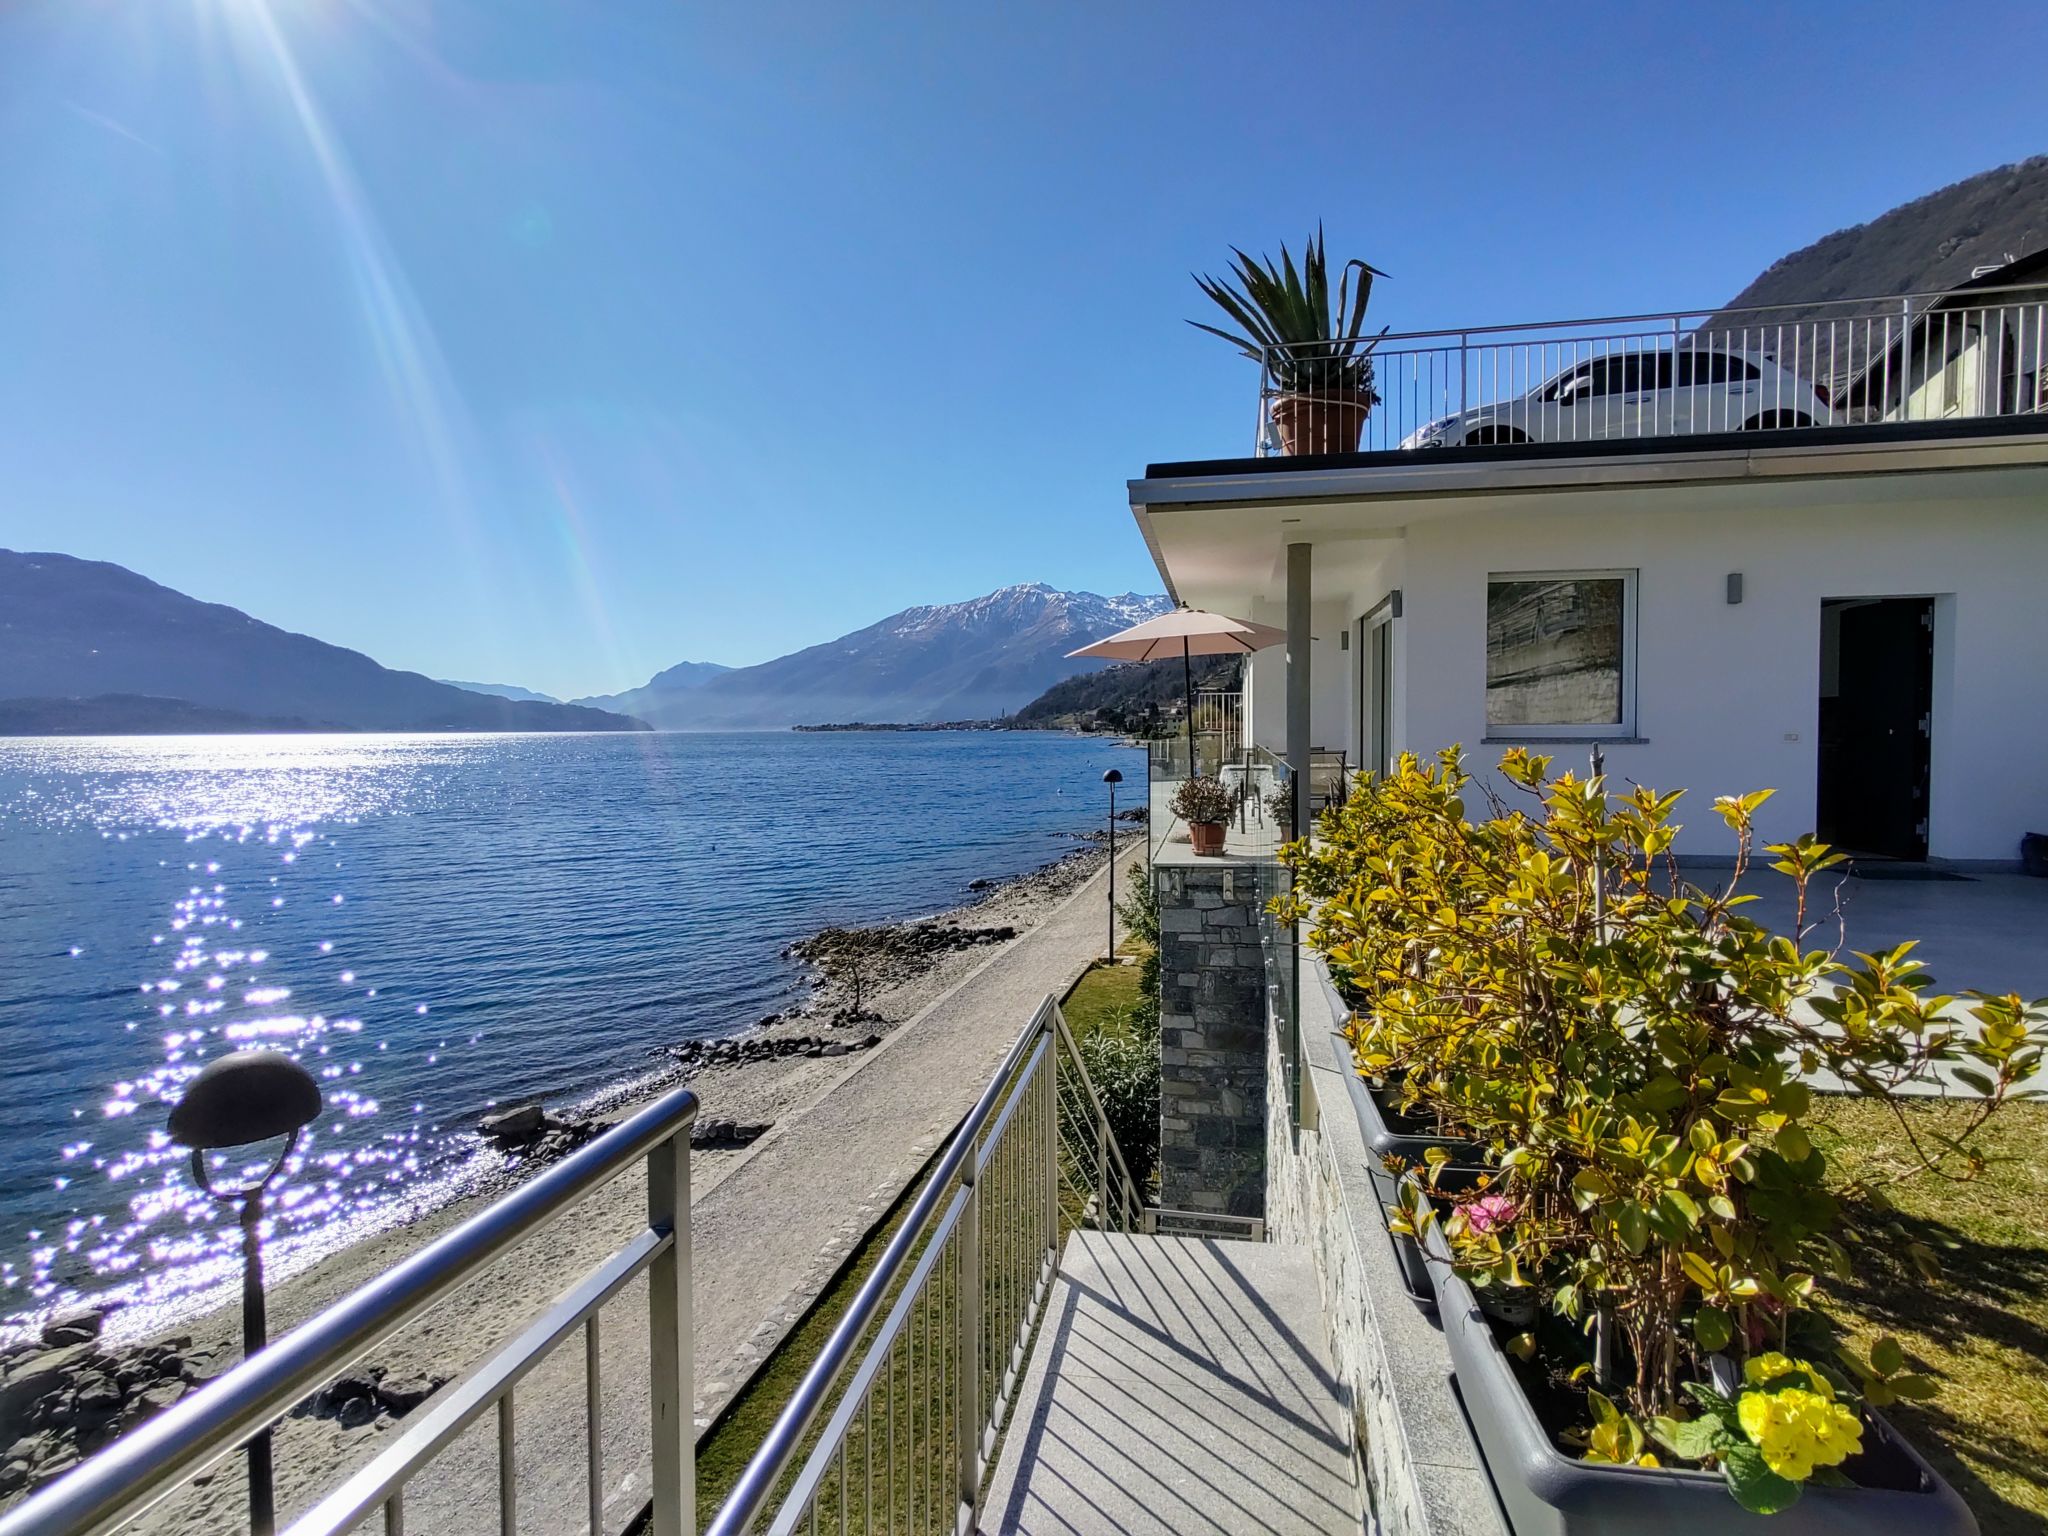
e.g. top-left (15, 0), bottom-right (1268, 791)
top-left (168, 1051), bottom-right (323, 1151)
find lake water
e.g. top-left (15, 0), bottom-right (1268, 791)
top-left (0, 730), bottom-right (1141, 1338)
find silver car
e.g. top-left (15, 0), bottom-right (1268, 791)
top-left (1399, 346), bottom-right (1833, 448)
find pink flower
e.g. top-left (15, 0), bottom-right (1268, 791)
top-left (1465, 1194), bottom-right (1519, 1234)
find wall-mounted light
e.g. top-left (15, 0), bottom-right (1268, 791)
top-left (1726, 573), bottom-right (1744, 605)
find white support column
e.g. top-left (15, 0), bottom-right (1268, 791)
top-left (1286, 543), bottom-right (1312, 842)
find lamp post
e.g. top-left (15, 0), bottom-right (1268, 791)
top-left (167, 1050), bottom-right (322, 1536)
top-left (1102, 768), bottom-right (1123, 960)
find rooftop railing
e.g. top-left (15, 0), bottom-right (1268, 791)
top-left (1253, 282), bottom-right (2048, 457)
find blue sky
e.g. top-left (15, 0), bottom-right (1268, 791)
top-left (1, 0), bottom-right (2042, 699)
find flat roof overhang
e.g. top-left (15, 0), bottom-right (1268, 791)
top-left (1129, 418), bottom-right (2048, 610)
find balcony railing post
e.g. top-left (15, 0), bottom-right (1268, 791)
top-left (1256, 347), bottom-right (1273, 456)
top-left (1094, 1118), bottom-right (1109, 1228)
top-left (956, 1132), bottom-right (983, 1531)
top-left (646, 1127), bottom-right (694, 1536)
top-left (1043, 1018), bottom-right (1060, 1263)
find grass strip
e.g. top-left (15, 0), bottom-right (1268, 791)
top-left (1808, 1096), bottom-right (2048, 1534)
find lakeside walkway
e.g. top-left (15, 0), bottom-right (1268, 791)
top-left (393, 862), bottom-right (1121, 1535)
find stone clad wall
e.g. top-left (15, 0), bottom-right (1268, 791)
top-left (1267, 955), bottom-right (1510, 1536)
top-left (1154, 860), bottom-right (1268, 1217)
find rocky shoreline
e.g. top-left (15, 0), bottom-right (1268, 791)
top-left (0, 832), bottom-right (1136, 1521)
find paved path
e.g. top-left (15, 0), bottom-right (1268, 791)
top-left (688, 861), bottom-right (1121, 1415)
top-left (389, 863), bottom-right (1121, 1535)
top-left (983, 1232), bottom-right (1358, 1536)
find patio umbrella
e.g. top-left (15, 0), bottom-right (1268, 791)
top-left (1067, 608), bottom-right (1287, 775)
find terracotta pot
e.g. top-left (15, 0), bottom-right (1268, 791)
top-left (1189, 821), bottom-right (1226, 856)
top-left (1271, 390), bottom-right (1372, 455)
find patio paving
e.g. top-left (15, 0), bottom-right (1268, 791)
top-left (1706, 867), bottom-right (2048, 1000)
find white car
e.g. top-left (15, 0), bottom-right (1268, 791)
top-left (1398, 347), bottom-right (1833, 449)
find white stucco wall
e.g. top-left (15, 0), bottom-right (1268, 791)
top-left (1384, 493), bottom-right (2048, 863)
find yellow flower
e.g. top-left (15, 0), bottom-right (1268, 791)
top-left (1743, 1351), bottom-right (1798, 1386)
top-left (1738, 1386), bottom-right (1864, 1482)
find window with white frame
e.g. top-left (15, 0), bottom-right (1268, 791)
top-left (1485, 570), bottom-right (1636, 737)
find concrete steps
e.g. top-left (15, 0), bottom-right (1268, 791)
top-left (981, 1231), bottom-right (1358, 1535)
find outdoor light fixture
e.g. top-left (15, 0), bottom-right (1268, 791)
top-left (167, 1050), bottom-right (322, 1536)
top-left (1727, 572), bottom-right (1744, 605)
top-left (1102, 768), bottom-right (1124, 960)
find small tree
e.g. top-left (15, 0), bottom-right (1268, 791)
top-left (801, 925), bottom-right (891, 1016)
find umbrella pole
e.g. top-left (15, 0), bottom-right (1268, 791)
top-left (1182, 640), bottom-right (1196, 779)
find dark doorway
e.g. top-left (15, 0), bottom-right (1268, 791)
top-left (1817, 598), bottom-right (1934, 860)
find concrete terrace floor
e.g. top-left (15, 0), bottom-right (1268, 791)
top-left (1148, 775), bottom-right (1292, 863)
top-left (982, 1232), bottom-right (1357, 1536)
top-left (1723, 867), bottom-right (2048, 1001)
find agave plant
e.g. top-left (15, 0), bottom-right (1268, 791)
top-left (1191, 226), bottom-right (1388, 400)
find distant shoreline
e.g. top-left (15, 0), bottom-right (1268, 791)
top-left (0, 692), bottom-right (649, 735)
top-left (793, 719), bottom-right (1105, 734)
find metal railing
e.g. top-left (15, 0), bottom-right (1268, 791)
top-left (1259, 857), bottom-right (1302, 1131)
top-left (704, 996), bottom-right (1144, 1536)
top-left (0, 1086), bottom-right (700, 1536)
top-left (1253, 282), bottom-right (2048, 456)
top-left (1190, 688), bottom-right (1244, 766)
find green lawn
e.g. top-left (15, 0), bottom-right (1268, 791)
top-left (690, 1167), bottom-right (928, 1519)
top-left (1807, 1097), bottom-right (2048, 1534)
top-left (1059, 959), bottom-right (1143, 1041)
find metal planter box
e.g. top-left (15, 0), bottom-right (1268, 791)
top-left (1338, 1055), bottom-right (1484, 1211)
top-left (1419, 1216), bottom-right (1980, 1536)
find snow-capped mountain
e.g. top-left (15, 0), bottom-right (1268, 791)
top-left (587, 584), bottom-right (1170, 728)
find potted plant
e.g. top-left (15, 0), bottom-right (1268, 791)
top-left (1191, 225), bottom-right (1389, 456)
top-left (1170, 775), bottom-right (1233, 856)
top-left (1279, 747), bottom-right (2045, 1532)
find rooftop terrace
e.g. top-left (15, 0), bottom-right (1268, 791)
top-left (1243, 277), bottom-right (2047, 461)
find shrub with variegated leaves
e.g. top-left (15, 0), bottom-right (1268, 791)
top-left (1277, 746), bottom-right (2047, 1513)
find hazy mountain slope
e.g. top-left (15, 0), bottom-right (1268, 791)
top-left (1718, 157), bottom-right (2048, 314)
top-left (0, 551), bottom-right (647, 733)
top-left (611, 585), bottom-right (1170, 729)
top-left (440, 679), bottom-right (561, 705)
top-left (573, 660), bottom-right (730, 713)
top-left (1012, 654), bottom-right (1241, 728)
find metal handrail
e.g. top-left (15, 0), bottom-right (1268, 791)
top-left (1047, 1007), bottom-right (1142, 1224)
top-left (705, 994), bottom-right (1145, 1536)
top-left (704, 1008), bottom-right (1043, 1534)
top-left (0, 1085), bottom-right (700, 1536)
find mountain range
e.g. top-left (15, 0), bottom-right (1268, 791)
top-left (0, 551), bottom-right (645, 734)
top-left (0, 553), bottom-right (1167, 736)
top-left (573, 585), bottom-right (1170, 729)
top-left (437, 679), bottom-right (563, 705)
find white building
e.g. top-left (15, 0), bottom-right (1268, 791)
top-left (1130, 282), bottom-right (2048, 866)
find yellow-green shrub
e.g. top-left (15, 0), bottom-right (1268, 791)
top-left (1278, 747), bottom-right (2047, 1513)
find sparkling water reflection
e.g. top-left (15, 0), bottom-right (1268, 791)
top-left (0, 730), bottom-right (1139, 1340)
